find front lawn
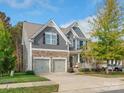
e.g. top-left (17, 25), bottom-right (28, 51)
top-left (0, 85), bottom-right (59, 93)
top-left (0, 72), bottom-right (49, 84)
top-left (77, 71), bottom-right (124, 78)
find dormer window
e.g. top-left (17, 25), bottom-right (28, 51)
top-left (45, 32), bottom-right (58, 45)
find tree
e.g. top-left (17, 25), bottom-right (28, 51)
top-left (11, 22), bottom-right (23, 71)
top-left (81, 40), bottom-right (95, 70)
top-left (91, 0), bottom-right (124, 71)
top-left (0, 11), bottom-right (11, 29)
top-left (0, 11), bottom-right (23, 72)
top-left (0, 22), bottom-right (16, 76)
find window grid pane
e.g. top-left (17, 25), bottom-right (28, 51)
top-left (45, 34), bottom-right (51, 44)
top-left (52, 34), bottom-right (57, 45)
top-left (45, 32), bottom-right (57, 45)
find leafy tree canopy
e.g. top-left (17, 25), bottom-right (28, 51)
top-left (90, 0), bottom-right (124, 61)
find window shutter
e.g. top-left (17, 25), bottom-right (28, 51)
top-left (43, 33), bottom-right (45, 44)
top-left (57, 34), bottom-right (59, 45)
top-left (80, 41), bottom-right (83, 46)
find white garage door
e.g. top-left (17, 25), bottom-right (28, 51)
top-left (52, 59), bottom-right (66, 72)
top-left (33, 59), bottom-right (49, 74)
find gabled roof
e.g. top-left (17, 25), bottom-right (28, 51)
top-left (73, 26), bottom-right (86, 39)
top-left (60, 28), bottom-right (68, 34)
top-left (23, 20), bottom-right (86, 45)
top-left (23, 20), bottom-right (71, 44)
top-left (68, 22), bottom-right (86, 39)
top-left (61, 22), bottom-right (86, 39)
top-left (61, 27), bottom-right (79, 38)
top-left (68, 22), bottom-right (79, 28)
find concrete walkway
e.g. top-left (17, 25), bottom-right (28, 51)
top-left (43, 73), bottom-right (124, 93)
top-left (0, 81), bottom-right (57, 89)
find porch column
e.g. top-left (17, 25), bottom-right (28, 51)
top-left (78, 53), bottom-right (80, 63)
top-left (75, 39), bottom-right (77, 50)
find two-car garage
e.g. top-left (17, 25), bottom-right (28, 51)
top-left (33, 58), bottom-right (67, 74)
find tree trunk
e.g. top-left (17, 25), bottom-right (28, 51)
top-left (15, 41), bottom-right (23, 72)
top-left (106, 60), bottom-right (109, 74)
top-left (111, 59), bottom-right (114, 72)
top-left (10, 70), bottom-right (14, 77)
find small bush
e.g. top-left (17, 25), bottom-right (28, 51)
top-left (78, 67), bottom-right (107, 73)
top-left (78, 68), bottom-right (84, 72)
top-left (78, 68), bottom-right (91, 72)
top-left (26, 71), bottom-right (34, 75)
top-left (91, 68), bottom-right (96, 72)
top-left (67, 68), bottom-right (74, 73)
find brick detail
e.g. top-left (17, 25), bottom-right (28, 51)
top-left (32, 50), bottom-right (68, 57)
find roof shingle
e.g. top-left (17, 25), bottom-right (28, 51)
top-left (23, 21), bottom-right (44, 38)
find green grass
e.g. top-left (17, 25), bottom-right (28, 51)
top-left (0, 85), bottom-right (59, 93)
top-left (0, 73), bottom-right (49, 84)
top-left (77, 71), bottom-right (124, 78)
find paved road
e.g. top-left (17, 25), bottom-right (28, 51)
top-left (101, 89), bottom-right (124, 93)
top-left (43, 73), bottom-right (124, 93)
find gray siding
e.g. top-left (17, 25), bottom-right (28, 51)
top-left (32, 27), bottom-right (68, 50)
top-left (66, 31), bottom-right (75, 50)
top-left (66, 30), bottom-right (84, 50)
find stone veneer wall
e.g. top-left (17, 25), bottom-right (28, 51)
top-left (32, 50), bottom-right (69, 58)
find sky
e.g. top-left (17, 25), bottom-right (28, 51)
top-left (0, 0), bottom-right (123, 37)
top-left (0, 0), bottom-right (103, 25)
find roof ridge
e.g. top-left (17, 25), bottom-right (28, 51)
top-left (23, 21), bottom-right (44, 26)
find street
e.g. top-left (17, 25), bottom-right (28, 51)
top-left (102, 89), bottom-right (124, 93)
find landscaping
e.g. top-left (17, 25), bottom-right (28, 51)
top-left (0, 85), bottom-right (59, 93)
top-left (0, 72), bottom-right (49, 84)
top-left (77, 69), bottom-right (124, 78)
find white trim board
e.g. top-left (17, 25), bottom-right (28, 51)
top-left (32, 48), bottom-right (69, 52)
top-left (71, 28), bottom-right (80, 38)
top-left (52, 57), bottom-right (67, 60)
top-left (33, 57), bottom-right (67, 60)
top-left (33, 57), bottom-right (51, 59)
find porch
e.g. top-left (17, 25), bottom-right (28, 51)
top-left (69, 50), bottom-right (82, 69)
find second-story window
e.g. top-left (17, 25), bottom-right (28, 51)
top-left (45, 32), bottom-right (57, 45)
top-left (80, 41), bottom-right (83, 46)
top-left (77, 40), bottom-right (80, 49)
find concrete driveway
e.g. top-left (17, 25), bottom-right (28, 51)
top-left (43, 73), bottom-right (124, 93)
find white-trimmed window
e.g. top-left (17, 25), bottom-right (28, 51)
top-left (45, 32), bottom-right (57, 45)
top-left (77, 40), bottom-right (80, 49)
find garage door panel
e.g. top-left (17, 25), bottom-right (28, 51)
top-left (33, 59), bottom-right (49, 74)
top-left (53, 59), bottom-right (66, 72)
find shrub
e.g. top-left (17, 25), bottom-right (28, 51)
top-left (78, 68), bottom-right (91, 72)
top-left (67, 67), bottom-right (74, 73)
top-left (26, 71), bottom-right (34, 75)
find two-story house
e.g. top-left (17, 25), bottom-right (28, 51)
top-left (22, 20), bottom-right (86, 74)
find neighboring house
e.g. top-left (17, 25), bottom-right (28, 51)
top-left (22, 20), bottom-right (86, 74)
